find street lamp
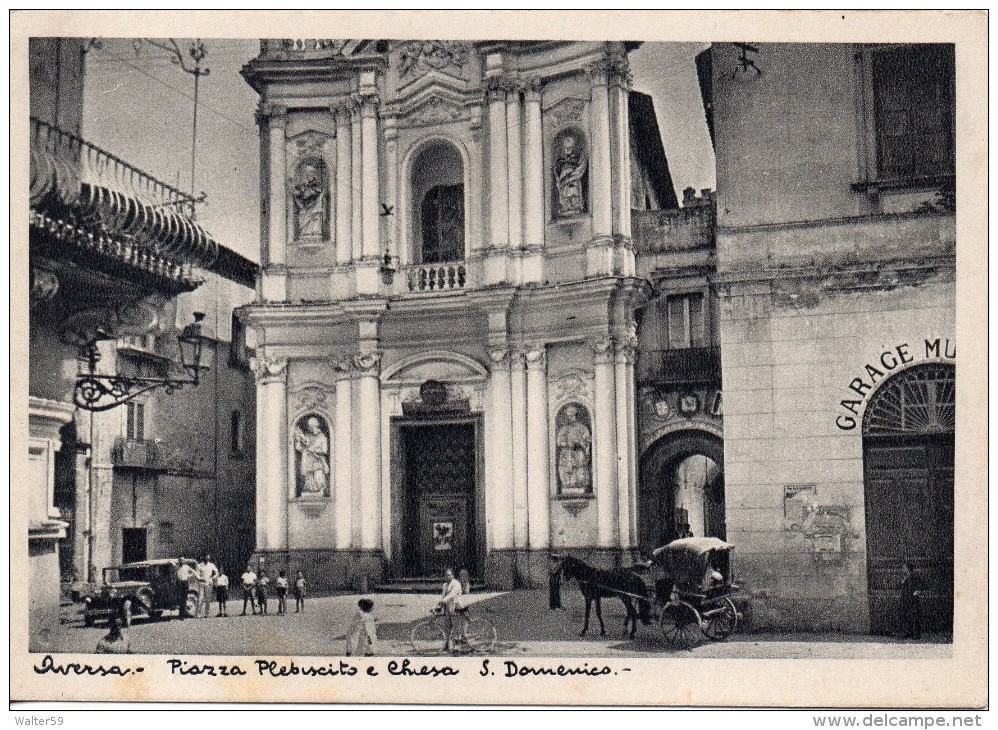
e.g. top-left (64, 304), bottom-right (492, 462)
top-left (73, 313), bottom-right (207, 412)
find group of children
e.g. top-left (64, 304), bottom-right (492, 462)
top-left (230, 566), bottom-right (308, 617)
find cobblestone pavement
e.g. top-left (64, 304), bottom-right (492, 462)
top-left (35, 589), bottom-right (951, 659)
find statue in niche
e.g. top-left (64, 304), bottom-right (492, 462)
top-left (552, 128), bottom-right (589, 219)
top-left (555, 403), bottom-right (593, 494)
top-left (291, 157), bottom-right (328, 241)
top-left (294, 414), bottom-right (330, 497)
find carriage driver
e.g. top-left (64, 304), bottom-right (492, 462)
top-left (438, 568), bottom-right (466, 652)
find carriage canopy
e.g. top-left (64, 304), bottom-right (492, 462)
top-left (652, 537), bottom-right (735, 591)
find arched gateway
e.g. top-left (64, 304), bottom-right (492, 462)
top-left (863, 362), bottom-right (955, 635)
top-left (639, 429), bottom-right (725, 552)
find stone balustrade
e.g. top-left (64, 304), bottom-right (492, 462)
top-left (406, 263), bottom-right (467, 292)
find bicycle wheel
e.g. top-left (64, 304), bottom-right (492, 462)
top-left (410, 619), bottom-right (447, 654)
top-left (702, 597), bottom-right (738, 641)
top-left (660, 603), bottom-right (701, 649)
top-left (461, 616), bottom-right (497, 653)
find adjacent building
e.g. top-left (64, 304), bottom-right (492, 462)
top-left (28, 38), bottom-right (258, 647)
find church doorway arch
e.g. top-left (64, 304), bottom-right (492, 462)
top-left (638, 430), bottom-right (725, 552)
top-left (863, 362), bottom-right (954, 635)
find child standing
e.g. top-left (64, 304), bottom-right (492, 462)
top-left (294, 571), bottom-right (307, 613)
top-left (240, 565), bottom-right (257, 615)
top-left (255, 573), bottom-right (270, 615)
top-left (345, 598), bottom-right (377, 657)
top-left (215, 569), bottom-right (230, 617)
top-left (275, 570), bottom-right (289, 615)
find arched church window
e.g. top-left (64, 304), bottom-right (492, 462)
top-left (420, 184), bottom-right (464, 263)
top-left (411, 140), bottom-right (465, 264)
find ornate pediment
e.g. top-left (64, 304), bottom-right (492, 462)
top-left (543, 97), bottom-right (587, 129)
top-left (287, 130), bottom-right (332, 159)
top-left (381, 350), bottom-right (488, 384)
top-left (403, 96), bottom-right (468, 128)
top-left (395, 41), bottom-right (472, 82)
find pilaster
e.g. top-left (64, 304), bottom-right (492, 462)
top-left (510, 350), bottom-right (528, 550)
top-left (334, 102), bottom-right (353, 265)
top-left (525, 344), bottom-right (551, 550)
top-left (353, 349), bottom-right (383, 550)
top-left (250, 356), bottom-right (289, 551)
top-left (485, 346), bottom-right (514, 551)
top-left (590, 337), bottom-right (619, 547)
top-left (522, 79), bottom-right (545, 283)
top-left (332, 356), bottom-right (354, 550)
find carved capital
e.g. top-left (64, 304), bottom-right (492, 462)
top-left (352, 351), bottom-right (382, 374)
top-left (589, 336), bottom-right (615, 365)
top-left (487, 347), bottom-right (510, 369)
top-left (588, 49), bottom-right (632, 88)
top-left (332, 356), bottom-right (353, 378)
top-left (256, 101), bottom-right (288, 129)
top-left (250, 356), bottom-right (288, 384)
top-left (358, 93), bottom-right (380, 117)
top-left (332, 101), bottom-right (353, 125)
top-left (614, 340), bottom-right (638, 365)
top-left (523, 76), bottom-right (543, 101)
top-left (524, 344), bottom-right (547, 370)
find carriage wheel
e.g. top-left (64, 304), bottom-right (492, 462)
top-left (410, 619), bottom-right (447, 655)
top-left (660, 604), bottom-right (700, 649)
top-left (702, 597), bottom-right (738, 641)
top-left (461, 617), bottom-right (497, 653)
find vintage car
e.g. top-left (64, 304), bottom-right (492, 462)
top-left (82, 558), bottom-right (204, 627)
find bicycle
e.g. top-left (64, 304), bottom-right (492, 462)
top-left (410, 605), bottom-right (496, 654)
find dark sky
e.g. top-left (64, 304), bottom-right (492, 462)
top-left (82, 39), bottom-right (715, 262)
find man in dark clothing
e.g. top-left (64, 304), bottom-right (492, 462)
top-left (548, 554), bottom-right (564, 611)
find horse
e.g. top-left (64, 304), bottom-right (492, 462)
top-left (557, 556), bottom-right (652, 638)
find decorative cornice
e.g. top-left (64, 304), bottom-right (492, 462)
top-left (256, 101), bottom-right (288, 129)
top-left (487, 347), bottom-right (510, 370)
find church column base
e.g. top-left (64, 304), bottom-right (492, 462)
top-left (250, 549), bottom-right (385, 593)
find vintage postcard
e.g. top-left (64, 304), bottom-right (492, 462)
top-left (10, 10), bottom-right (987, 707)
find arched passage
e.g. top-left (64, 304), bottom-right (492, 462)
top-left (638, 429), bottom-right (725, 552)
top-left (863, 362), bottom-right (954, 635)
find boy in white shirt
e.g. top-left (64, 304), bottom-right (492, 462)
top-left (241, 566), bottom-right (257, 615)
top-left (215, 569), bottom-right (230, 617)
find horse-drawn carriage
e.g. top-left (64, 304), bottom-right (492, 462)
top-left (556, 536), bottom-right (741, 649)
top-left (651, 537), bottom-right (742, 648)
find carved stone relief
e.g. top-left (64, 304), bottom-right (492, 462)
top-left (543, 98), bottom-right (586, 129)
top-left (397, 41), bottom-right (472, 80)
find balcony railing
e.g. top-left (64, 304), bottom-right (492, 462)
top-left (111, 438), bottom-right (159, 469)
top-left (636, 346), bottom-right (722, 385)
top-left (406, 263), bottom-right (467, 292)
top-left (29, 118), bottom-right (219, 281)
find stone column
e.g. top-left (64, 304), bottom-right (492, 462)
top-left (350, 100), bottom-right (363, 262)
top-left (588, 61), bottom-right (614, 277)
top-left (251, 357), bottom-right (288, 551)
top-left (522, 80), bottom-right (545, 284)
top-left (334, 103), bottom-right (353, 265)
top-left (486, 347), bottom-right (514, 551)
top-left (485, 81), bottom-right (509, 284)
top-left (258, 103), bottom-right (288, 301)
top-left (360, 94), bottom-right (380, 259)
top-left (510, 350), bottom-right (529, 550)
top-left (506, 85), bottom-right (523, 254)
top-left (610, 52), bottom-right (635, 276)
top-left (614, 336), bottom-right (637, 549)
top-left (384, 116), bottom-right (399, 267)
top-left (525, 345), bottom-right (550, 550)
top-left (591, 337), bottom-right (619, 547)
top-left (268, 104), bottom-right (289, 265)
top-left (333, 358), bottom-right (354, 549)
top-left (353, 350), bottom-right (382, 550)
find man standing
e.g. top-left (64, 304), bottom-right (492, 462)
top-left (197, 555), bottom-right (219, 618)
top-left (548, 554), bottom-right (564, 611)
top-left (241, 565), bottom-right (257, 616)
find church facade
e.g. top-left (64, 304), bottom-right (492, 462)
top-left (239, 39), bottom-right (956, 634)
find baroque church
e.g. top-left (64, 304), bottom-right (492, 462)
top-left (240, 39), bottom-right (955, 635)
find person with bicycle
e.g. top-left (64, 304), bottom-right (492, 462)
top-left (438, 567), bottom-right (465, 653)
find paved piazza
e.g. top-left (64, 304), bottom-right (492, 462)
top-left (34, 589), bottom-right (950, 660)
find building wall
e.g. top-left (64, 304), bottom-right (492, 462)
top-left (79, 274), bottom-right (257, 581)
top-left (711, 42), bottom-right (956, 631)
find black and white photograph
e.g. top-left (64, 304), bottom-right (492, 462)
top-left (11, 10), bottom-right (987, 709)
